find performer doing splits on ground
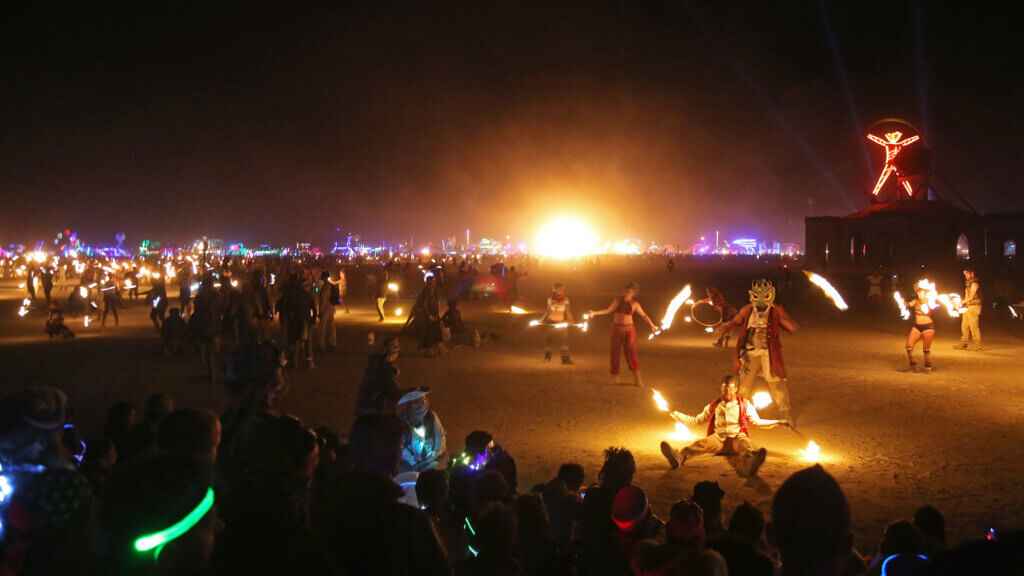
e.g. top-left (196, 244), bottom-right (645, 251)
top-left (540, 282), bottom-right (574, 364)
top-left (659, 375), bottom-right (790, 477)
top-left (901, 281), bottom-right (936, 373)
top-left (714, 279), bottom-right (797, 423)
top-left (588, 282), bottom-right (658, 387)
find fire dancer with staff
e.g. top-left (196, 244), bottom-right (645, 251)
top-left (588, 282), bottom-right (659, 387)
top-left (540, 282), bottom-right (575, 364)
top-left (714, 279), bottom-right (797, 423)
top-left (901, 281), bottom-right (936, 373)
top-left (659, 375), bottom-right (790, 477)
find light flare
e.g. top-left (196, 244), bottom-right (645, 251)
top-left (659, 285), bottom-right (692, 331)
top-left (651, 389), bottom-right (670, 412)
top-left (510, 306), bottom-right (526, 314)
top-left (800, 441), bottom-right (822, 462)
top-left (803, 271), bottom-right (849, 310)
top-left (894, 291), bottom-right (911, 320)
top-left (395, 308), bottom-right (403, 316)
top-left (752, 392), bottom-right (773, 410)
top-left (388, 282), bottom-right (399, 292)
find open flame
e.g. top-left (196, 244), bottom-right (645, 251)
top-left (800, 441), bottom-right (822, 462)
top-left (510, 306), bottom-right (526, 314)
top-left (651, 389), bottom-right (670, 412)
top-left (660, 285), bottom-right (692, 331)
top-left (804, 270), bottom-right (849, 310)
top-left (752, 392), bottom-right (772, 410)
top-left (669, 422), bottom-right (695, 441)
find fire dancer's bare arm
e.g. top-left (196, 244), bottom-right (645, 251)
top-left (670, 404), bottom-right (711, 427)
top-left (632, 302), bottom-right (659, 332)
top-left (746, 403), bottom-right (790, 429)
top-left (587, 300), bottom-right (619, 318)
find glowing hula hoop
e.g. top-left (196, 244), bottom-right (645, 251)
top-left (690, 301), bottom-right (722, 327)
top-left (134, 487), bottom-right (214, 553)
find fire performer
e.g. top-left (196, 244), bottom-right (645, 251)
top-left (659, 376), bottom-right (790, 477)
top-left (540, 282), bottom-right (574, 364)
top-left (588, 282), bottom-right (659, 387)
top-left (952, 267), bottom-right (982, 351)
top-left (901, 282), bottom-right (936, 373)
top-left (697, 287), bottom-right (737, 348)
top-left (714, 279), bottom-right (797, 422)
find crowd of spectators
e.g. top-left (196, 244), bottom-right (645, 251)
top-left (1, 341), bottom-right (1021, 575)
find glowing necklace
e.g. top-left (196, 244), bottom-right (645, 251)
top-left (134, 487), bottom-right (214, 555)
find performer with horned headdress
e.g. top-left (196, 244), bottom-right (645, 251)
top-left (714, 279), bottom-right (798, 423)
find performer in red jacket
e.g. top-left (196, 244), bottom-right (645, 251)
top-left (714, 279), bottom-right (798, 423)
top-left (660, 376), bottom-right (789, 477)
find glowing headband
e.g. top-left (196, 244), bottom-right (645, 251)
top-left (880, 553), bottom-right (928, 576)
top-left (134, 488), bottom-right (214, 554)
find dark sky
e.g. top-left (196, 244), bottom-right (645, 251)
top-left (2, 1), bottom-right (1022, 248)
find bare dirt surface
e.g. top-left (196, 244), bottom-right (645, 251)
top-left (2, 259), bottom-right (1023, 554)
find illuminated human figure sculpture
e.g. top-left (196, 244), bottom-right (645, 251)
top-left (867, 131), bottom-right (920, 197)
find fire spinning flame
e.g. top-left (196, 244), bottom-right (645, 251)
top-left (914, 279), bottom-right (967, 317)
top-left (894, 291), bottom-right (910, 320)
top-left (800, 441), bottom-right (822, 462)
top-left (388, 282), bottom-right (399, 292)
top-left (510, 306), bottom-right (526, 314)
top-left (651, 389), bottom-right (670, 412)
top-left (803, 271), bottom-right (849, 311)
top-left (752, 392), bottom-right (772, 410)
top-left (704, 327), bottom-right (714, 333)
top-left (395, 308), bottom-right (403, 316)
top-left (660, 285), bottom-right (692, 331)
top-left (670, 422), bottom-right (695, 441)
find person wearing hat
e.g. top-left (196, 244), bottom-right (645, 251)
top-left (632, 500), bottom-right (708, 575)
top-left (540, 282), bottom-right (575, 364)
top-left (315, 270), bottom-right (340, 350)
top-left (0, 387), bottom-right (73, 470)
top-left (609, 486), bottom-right (664, 573)
top-left (953, 267), bottom-right (982, 351)
top-left (354, 337), bottom-right (402, 417)
top-left (398, 387), bottom-right (448, 472)
top-left (588, 282), bottom-right (659, 386)
top-left (660, 376), bottom-right (789, 477)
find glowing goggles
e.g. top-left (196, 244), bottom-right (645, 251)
top-left (134, 487), bottom-right (214, 554)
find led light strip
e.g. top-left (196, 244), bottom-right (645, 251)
top-left (134, 488), bottom-right (214, 553)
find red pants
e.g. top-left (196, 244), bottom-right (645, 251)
top-left (610, 324), bottom-right (639, 375)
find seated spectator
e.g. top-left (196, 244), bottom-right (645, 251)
top-left (450, 430), bottom-right (496, 515)
top-left (580, 446), bottom-right (636, 576)
top-left (913, 505), bottom-right (946, 557)
top-left (157, 408), bottom-right (221, 465)
top-left (354, 337), bottom-right (401, 417)
top-left (633, 499), bottom-right (705, 575)
top-left (399, 387), bottom-right (448, 472)
top-left (315, 413), bottom-right (453, 576)
top-left (541, 463), bottom-right (585, 546)
top-left (79, 436), bottom-right (117, 495)
top-left (211, 414), bottom-right (338, 575)
top-left (672, 549), bottom-right (729, 576)
top-left (609, 486), bottom-right (664, 575)
top-left (455, 502), bottom-right (526, 576)
top-left (418, 468), bottom-right (461, 558)
top-left (514, 492), bottom-right (561, 575)
top-left (120, 392), bottom-right (175, 462)
top-left (867, 521), bottom-right (923, 576)
top-left (2, 468), bottom-right (98, 575)
top-left (0, 387), bottom-right (73, 470)
top-left (101, 457), bottom-right (222, 576)
top-left (769, 465), bottom-right (853, 576)
top-left (161, 307), bottom-right (190, 354)
top-left (708, 501), bottom-right (775, 576)
top-left (103, 402), bottom-right (136, 457)
top-left (692, 480), bottom-right (726, 539)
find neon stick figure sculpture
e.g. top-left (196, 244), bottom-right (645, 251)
top-left (867, 131), bottom-right (920, 197)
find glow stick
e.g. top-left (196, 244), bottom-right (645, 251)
top-left (134, 488), bottom-right (214, 553)
top-left (803, 270), bottom-right (849, 310)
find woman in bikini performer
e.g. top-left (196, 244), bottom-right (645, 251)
top-left (588, 282), bottom-right (659, 387)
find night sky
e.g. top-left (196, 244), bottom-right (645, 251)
top-left (2, 1), bottom-right (1021, 248)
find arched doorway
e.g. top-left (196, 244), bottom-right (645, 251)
top-left (956, 234), bottom-right (970, 260)
top-left (849, 231), bottom-right (866, 263)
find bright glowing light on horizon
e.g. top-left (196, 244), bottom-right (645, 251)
top-left (534, 217), bottom-right (599, 259)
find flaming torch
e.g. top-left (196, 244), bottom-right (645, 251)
top-left (510, 306), bottom-right (527, 314)
top-left (649, 388), bottom-right (696, 441)
top-left (803, 271), bottom-right (849, 310)
top-left (894, 291), bottom-right (911, 320)
top-left (800, 441), bottom-right (822, 462)
top-left (752, 392), bottom-right (773, 410)
top-left (649, 285), bottom-right (692, 339)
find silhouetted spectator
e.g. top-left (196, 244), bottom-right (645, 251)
top-left (692, 480), bottom-right (726, 539)
top-left (455, 502), bottom-right (526, 576)
top-left (609, 486), bottom-right (663, 575)
top-left (769, 465), bottom-right (853, 576)
top-left (157, 408), bottom-right (221, 466)
top-left (542, 463), bottom-right (585, 545)
top-left (120, 392), bottom-right (174, 462)
top-left (354, 337), bottom-right (401, 417)
top-left (418, 468), bottom-right (461, 559)
top-left (913, 505), bottom-right (946, 557)
top-left (634, 499), bottom-right (704, 575)
top-left (868, 521), bottom-right (923, 576)
top-left (103, 402), bottom-right (136, 457)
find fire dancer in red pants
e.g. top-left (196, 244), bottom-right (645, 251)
top-left (589, 282), bottom-right (659, 387)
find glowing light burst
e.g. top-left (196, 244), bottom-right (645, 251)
top-left (803, 271), bottom-right (849, 310)
top-left (867, 131), bottom-right (921, 196)
top-left (894, 292), bottom-right (911, 320)
top-left (752, 392), bottom-right (773, 410)
top-left (704, 327), bottom-right (714, 333)
top-left (395, 308), bottom-right (403, 316)
top-left (388, 283), bottom-right (399, 292)
top-left (800, 441), bottom-right (822, 462)
top-left (534, 217), bottom-right (599, 259)
top-left (915, 279), bottom-right (966, 318)
top-left (510, 306), bottom-right (526, 314)
top-left (670, 422), bottom-right (695, 441)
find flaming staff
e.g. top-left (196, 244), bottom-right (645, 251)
top-left (649, 285), bottom-right (692, 339)
top-left (649, 388), bottom-right (696, 441)
top-left (803, 271), bottom-right (849, 310)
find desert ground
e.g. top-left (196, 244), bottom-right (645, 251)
top-left (2, 258), bottom-right (1022, 553)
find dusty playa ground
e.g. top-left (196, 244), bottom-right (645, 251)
top-left (2, 258), bottom-right (1023, 553)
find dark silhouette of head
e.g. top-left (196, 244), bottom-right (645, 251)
top-left (729, 501), bottom-right (766, 543)
top-left (598, 447), bottom-right (635, 489)
top-left (557, 463), bottom-right (585, 492)
top-left (913, 505), bottom-right (946, 546)
top-left (769, 465), bottom-right (852, 576)
top-left (348, 413), bottom-right (405, 479)
top-left (878, 520), bottom-right (923, 559)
